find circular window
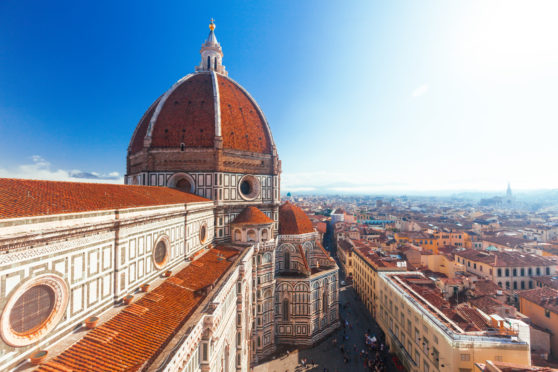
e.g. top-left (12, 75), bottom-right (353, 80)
top-left (153, 236), bottom-right (170, 269)
top-left (1, 274), bottom-right (68, 347)
top-left (240, 180), bottom-right (252, 195)
top-left (238, 175), bottom-right (261, 201)
top-left (10, 285), bottom-right (55, 335)
top-left (199, 223), bottom-right (208, 244)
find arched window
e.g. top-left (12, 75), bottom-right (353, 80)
top-left (214, 58), bottom-right (218, 70)
top-left (282, 299), bottom-right (289, 321)
top-left (284, 251), bottom-right (290, 270)
top-left (207, 56), bottom-right (211, 69)
top-left (234, 229), bottom-right (241, 241)
top-left (261, 229), bottom-right (268, 242)
top-left (323, 291), bottom-right (328, 313)
top-left (247, 230), bottom-right (256, 242)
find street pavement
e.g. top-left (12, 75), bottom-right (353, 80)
top-left (254, 285), bottom-right (397, 372)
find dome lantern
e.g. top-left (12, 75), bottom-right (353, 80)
top-left (195, 19), bottom-right (228, 76)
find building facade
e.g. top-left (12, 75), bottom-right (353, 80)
top-left (0, 21), bottom-right (339, 371)
top-left (455, 250), bottom-right (557, 292)
top-left (377, 272), bottom-right (531, 372)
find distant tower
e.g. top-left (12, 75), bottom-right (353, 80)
top-left (506, 182), bottom-right (513, 204)
top-left (195, 19), bottom-right (228, 75)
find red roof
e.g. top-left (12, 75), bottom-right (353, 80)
top-left (217, 75), bottom-right (271, 153)
top-left (129, 73), bottom-right (272, 155)
top-left (151, 73), bottom-right (215, 149)
top-left (231, 206), bottom-right (273, 225)
top-left (0, 178), bottom-right (209, 219)
top-left (518, 287), bottom-right (558, 314)
top-left (37, 246), bottom-right (239, 372)
top-left (279, 201), bottom-right (314, 235)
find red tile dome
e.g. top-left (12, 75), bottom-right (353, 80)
top-left (232, 206), bottom-right (274, 225)
top-left (279, 201), bottom-right (314, 235)
top-left (128, 72), bottom-right (274, 155)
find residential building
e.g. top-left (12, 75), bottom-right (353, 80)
top-left (378, 272), bottom-right (531, 372)
top-left (352, 246), bottom-right (407, 317)
top-left (518, 287), bottom-right (558, 359)
top-left (455, 250), bottom-right (557, 292)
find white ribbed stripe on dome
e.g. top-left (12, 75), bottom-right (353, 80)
top-left (217, 75), bottom-right (277, 150)
top-left (210, 71), bottom-right (222, 137)
top-left (145, 73), bottom-right (194, 140)
top-left (128, 95), bottom-right (161, 152)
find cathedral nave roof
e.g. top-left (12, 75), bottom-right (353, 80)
top-left (0, 178), bottom-right (209, 219)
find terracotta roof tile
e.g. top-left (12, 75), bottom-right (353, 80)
top-left (129, 73), bottom-right (273, 155)
top-left (0, 178), bottom-right (209, 219)
top-left (231, 206), bottom-right (273, 225)
top-left (129, 96), bottom-right (161, 154)
top-left (279, 201), bottom-right (314, 235)
top-left (36, 246), bottom-right (239, 372)
top-left (456, 249), bottom-right (556, 267)
top-left (217, 75), bottom-right (271, 154)
top-left (150, 73), bottom-right (215, 149)
top-left (518, 287), bottom-right (558, 314)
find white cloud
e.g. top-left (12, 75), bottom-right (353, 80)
top-left (411, 84), bottom-right (429, 98)
top-left (0, 156), bottom-right (124, 184)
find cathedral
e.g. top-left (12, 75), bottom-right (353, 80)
top-left (0, 21), bottom-right (339, 371)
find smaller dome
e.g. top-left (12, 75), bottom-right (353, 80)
top-left (279, 202), bottom-right (314, 235)
top-left (232, 206), bottom-right (273, 225)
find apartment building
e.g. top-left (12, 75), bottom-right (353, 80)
top-left (518, 287), bottom-right (558, 358)
top-left (378, 272), bottom-right (531, 372)
top-left (455, 250), bottom-right (557, 292)
top-left (352, 245), bottom-right (407, 317)
top-left (395, 232), bottom-right (439, 253)
top-left (337, 238), bottom-right (354, 280)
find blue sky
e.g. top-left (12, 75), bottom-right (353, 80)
top-left (1, 1), bottom-right (558, 193)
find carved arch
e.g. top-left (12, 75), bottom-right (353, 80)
top-left (167, 172), bottom-right (196, 193)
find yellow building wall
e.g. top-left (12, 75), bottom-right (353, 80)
top-left (378, 276), bottom-right (531, 372)
top-left (395, 233), bottom-right (438, 254)
top-left (421, 254), bottom-right (464, 278)
top-left (520, 296), bottom-right (558, 358)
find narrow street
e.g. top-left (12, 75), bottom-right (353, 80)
top-left (255, 285), bottom-right (398, 372)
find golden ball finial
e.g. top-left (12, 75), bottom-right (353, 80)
top-left (209, 19), bottom-right (215, 31)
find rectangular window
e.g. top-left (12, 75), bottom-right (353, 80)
top-left (422, 337), bottom-right (429, 354)
top-left (432, 347), bottom-right (439, 368)
top-left (202, 342), bottom-right (208, 361)
top-left (460, 353), bottom-right (470, 361)
top-left (545, 309), bottom-right (551, 318)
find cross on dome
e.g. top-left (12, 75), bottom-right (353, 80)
top-left (195, 19), bottom-right (228, 76)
